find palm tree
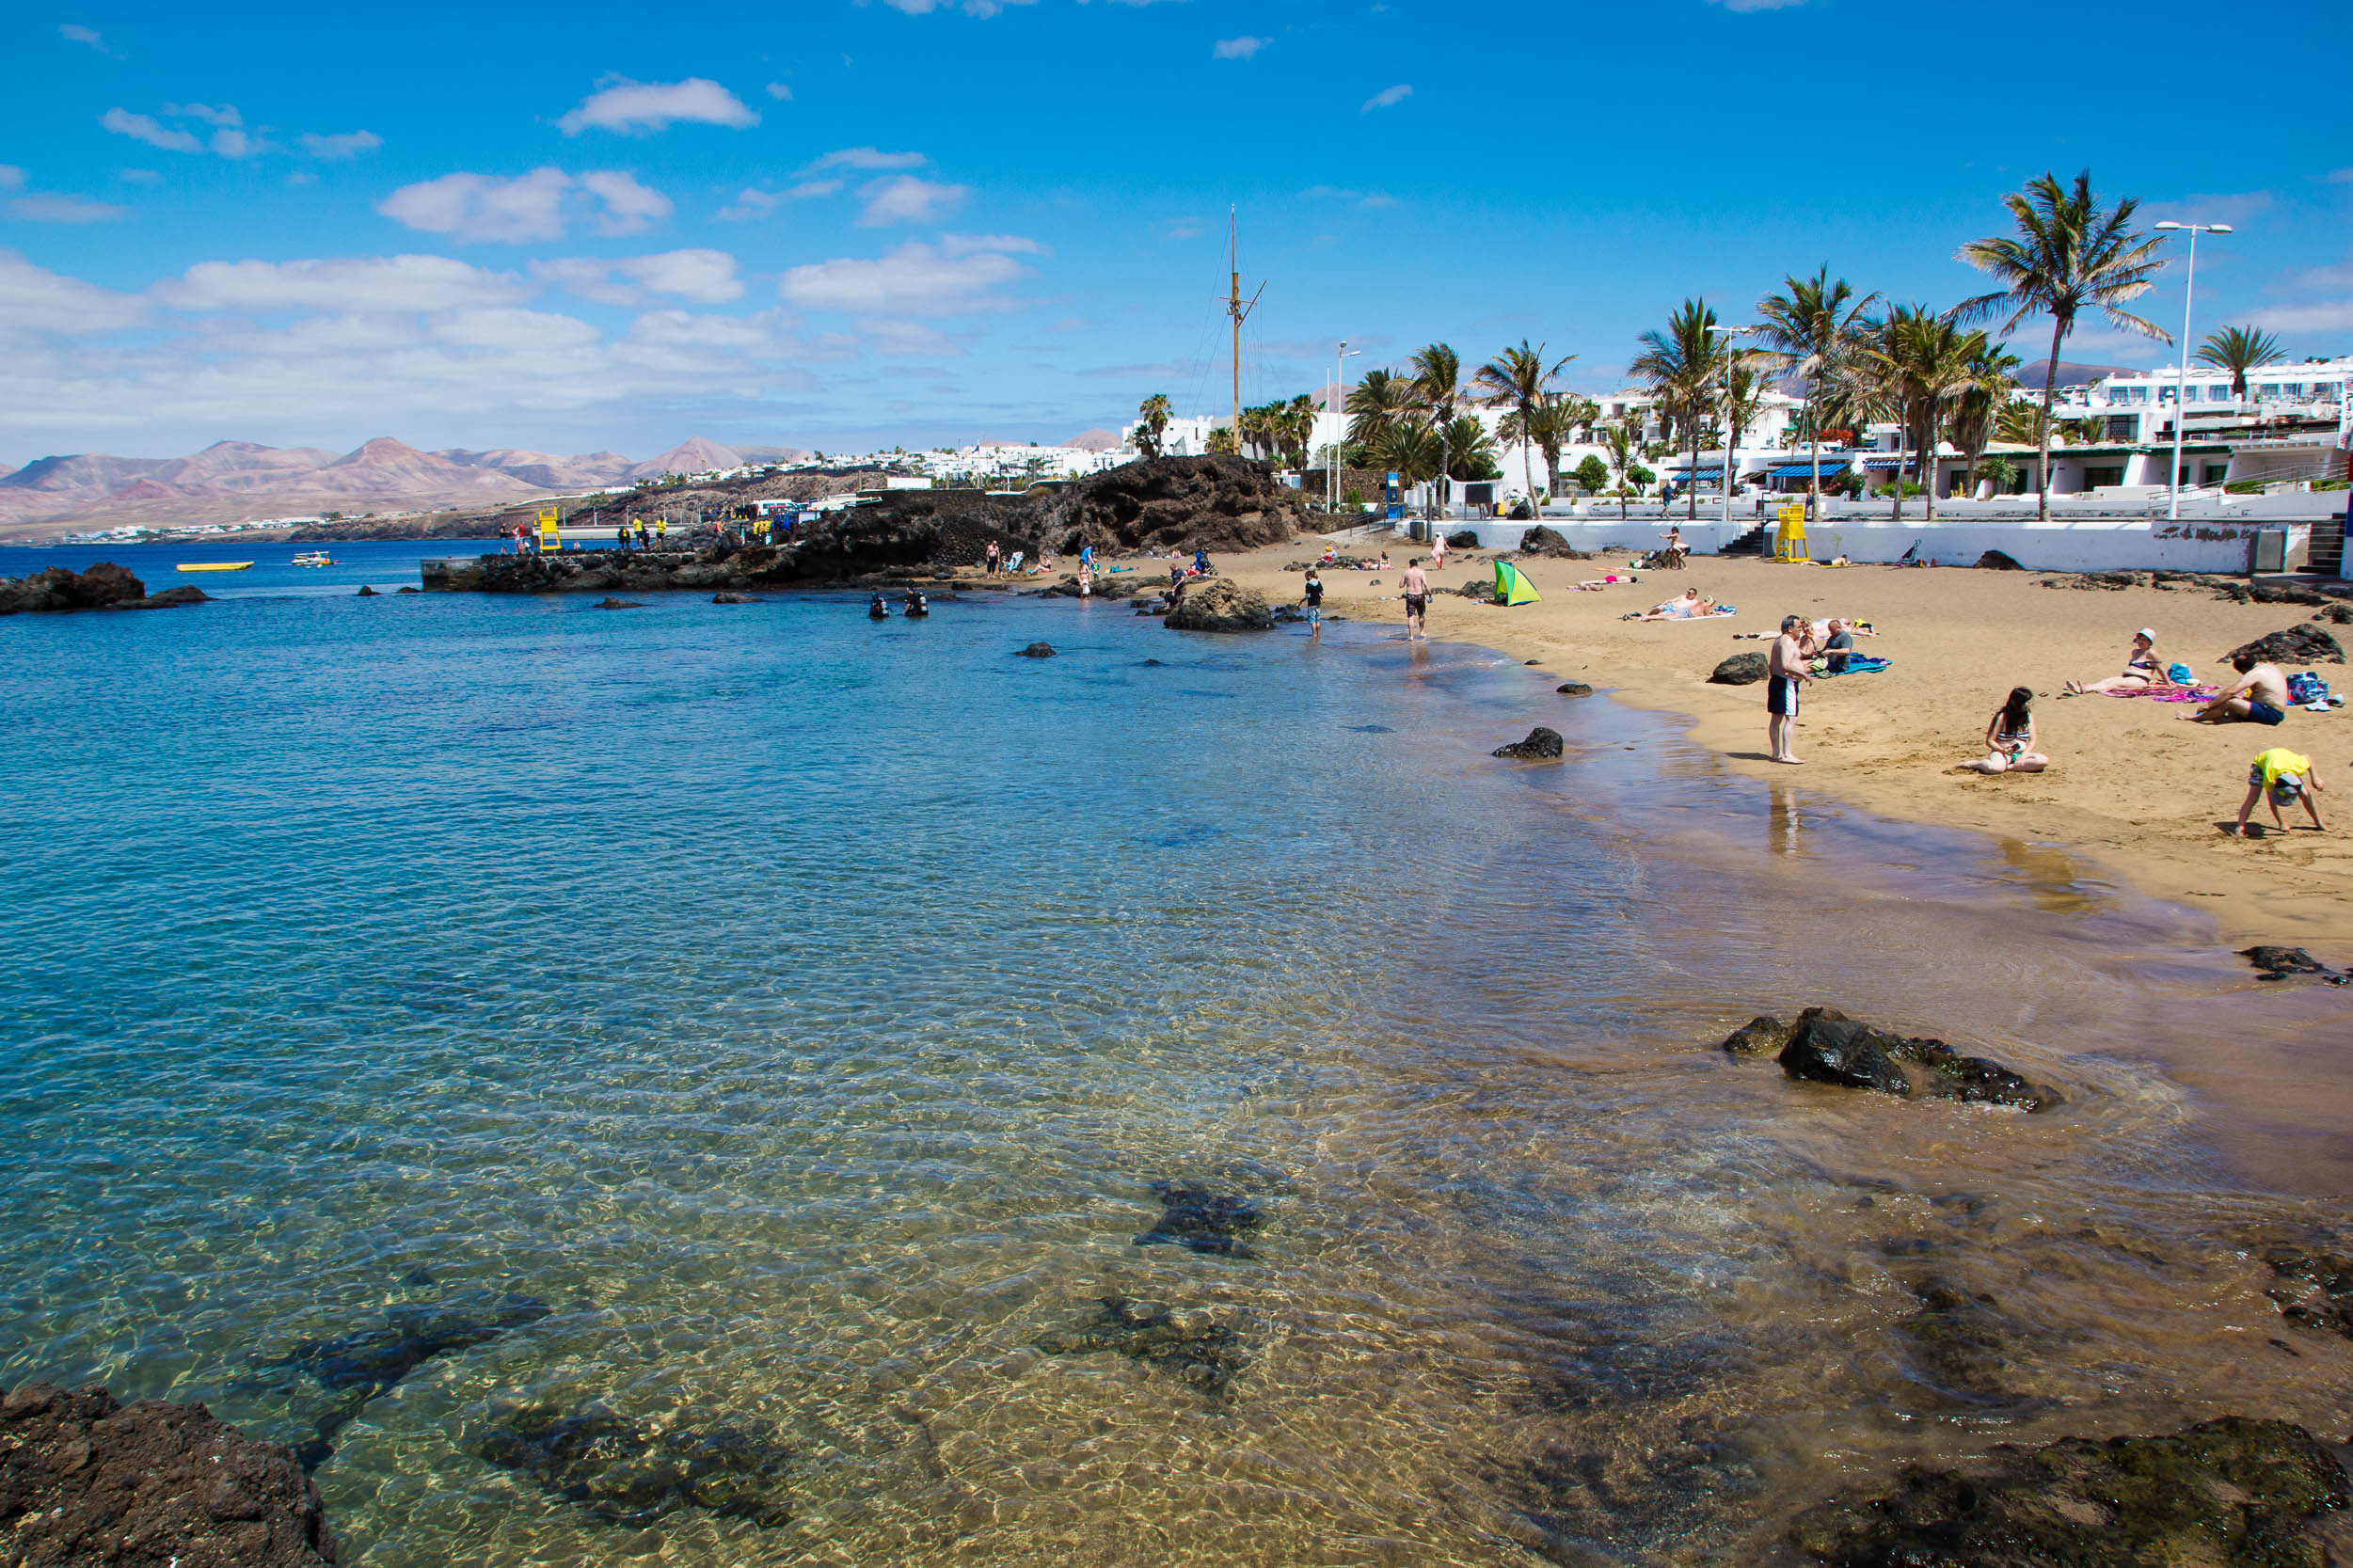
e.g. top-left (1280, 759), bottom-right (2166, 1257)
top-left (1994, 399), bottom-right (2047, 448)
top-left (1206, 425), bottom-right (1238, 455)
top-left (1883, 313), bottom-right (1984, 520)
top-left (1601, 418), bottom-right (1642, 519)
top-left (1497, 391), bottom-right (1595, 504)
top-left (1440, 414), bottom-right (1500, 482)
top-left (1630, 298), bottom-right (1723, 519)
top-left (1948, 338), bottom-right (2023, 492)
top-left (1756, 267), bottom-right (1876, 513)
top-left (1284, 392), bottom-right (1319, 468)
top-left (1371, 421), bottom-right (1443, 487)
top-left (1472, 339), bottom-right (1575, 516)
top-left (1958, 169), bottom-right (2170, 518)
top-left (1136, 392), bottom-right (1172, 458)
top-left (1344, 368), bottom-right (1415, 451)
top-left (1409, 343), bottom-right (1461, 514)
top-left (2195, 325), bottom-right (2286, 401)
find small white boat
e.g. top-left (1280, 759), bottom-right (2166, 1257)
top-left (293, 551), bottom-right (337, 567)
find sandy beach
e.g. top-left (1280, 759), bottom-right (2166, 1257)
top-left (1187, 540), bottom-right (2353, 958)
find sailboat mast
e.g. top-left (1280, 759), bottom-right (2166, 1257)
top-left (1229, 208), bottom-right (1241, 435)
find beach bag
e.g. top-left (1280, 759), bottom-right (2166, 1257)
top-left (2166, 662), bottom-right (2194, 685)
top-left (2286, 672), bottom-right (2329, 705)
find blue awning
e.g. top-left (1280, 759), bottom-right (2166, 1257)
top-left (1769, 462), bottom-right (1847, 479)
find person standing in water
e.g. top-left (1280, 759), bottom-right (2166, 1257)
top-left (1767, 613), bottom-right (1815, 764)
top-left (1399, 557), bottom-right (1431, 641)
top-left (1301, 567), bottom-right (1325, 641)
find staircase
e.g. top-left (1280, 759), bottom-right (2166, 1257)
top-left (2308, 513), bottom-right (2346, 578)
top-left (1720, 524), bottom-right (1767, 557)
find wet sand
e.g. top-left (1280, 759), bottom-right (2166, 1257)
top-left (1194, 542), bottom-right (2353, 958)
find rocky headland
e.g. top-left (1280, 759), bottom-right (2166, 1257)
top-left (0, 562), bottom-right (212, 616)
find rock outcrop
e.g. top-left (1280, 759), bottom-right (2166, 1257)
top-left (1491, 726), bottom-right (1566, 760)
top-left (1015, 641), bottom-right (1057, 658)
top-left (2241, 945), bottom-right (2338, 981)
top-left (1555, 682), bottom-right (1594, 697)
top-left (1515, 525), bottom-right (1589, 559)
top-left (2225, 625), bottom-right (2343, 667)
top-left (0, 1383), bottom-right (337, 1565)
top-left (1165, 578), bottom-right (1274, 632)
top-left (0, 562), bottom-right (150, 614)
top-left (1037, 455), bottom-right (1310, 554)
top-left (1725, 1007), bottom-right (2061, 1111)
top-left (1709, 652), bottom-right (1769, 685)
top-left (1789, 1417), bottom-right (2346, 1567)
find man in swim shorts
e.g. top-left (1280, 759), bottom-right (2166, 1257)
top-left (2191, 653), bottom-right (2291, 726)
top-left (1767, 613), bottom-right (1815, 764)
top-left (1399, 557), bottom-right (1430, 641)
top-left (1301, 567), bottom-right (1325, 641)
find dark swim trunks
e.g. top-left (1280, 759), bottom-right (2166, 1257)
top-left (1767, 675), bottom-right (1800, 718)
top-left (2248, 700), bottom-right (2286, 726)
top-left (1404, 594), bottom-right (1427, 618)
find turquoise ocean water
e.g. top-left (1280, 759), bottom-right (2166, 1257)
top-left (2, 543), bottom-right (2348, 1565)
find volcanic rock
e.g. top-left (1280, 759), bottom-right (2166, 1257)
top-left (1165, 578), bottom-right (1274, 632)
top-left (1709, 652), bottom-right (1769, 685)
top-left (0, 562), bottom-right (148, 615)
top-left (1788, 1417), bottom-right (2346, 1567)
top-left (469, 1401), bottom-right (793, 1528)
top-left (1015, 641), bottom-right (1057, 658)
top-left (1741, 1007), bottom-right (2061, 1110)
top-left (2226, 624), bottom-right (2343, 667)
top-left (0, 1382), bottom-right (337, 1565)
top-left (1976, 549), bottom-right (2025, 570)
top-left (1516, 525), bottom-right (1589, 559)
top-left (2312, 602), bottom-right (2353, 625)
top-left (1037, 454), bottom-right (1309, 554)
top-left (1556, 682), bottom-right (1594, 697)
top-left (1492, 726), bottom-right (1566, 760)
top-left (1034, 1296), bottom-right (1248, 1394)
top-left (711, 591), bottom-right (756, 604)
top-left (127, 585), bottom-right (211, 609)
top-left (2259, 1243), bottom-right (2353, 1339)
top-left (1455, 576), bottom-right (1496, 603)
top-left (356, 585), bottom-right (377, 596)
top-left (592, 597), bottom-right (644, 610)
top-left (1135, 1181), bottom-right (1260, 1256)
top-left (2241, 945), bottom-right (2335, 980)
top-left (1446, 530), bottom-right (1482, 549)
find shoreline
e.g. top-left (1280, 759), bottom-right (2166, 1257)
top-left (1197, 542), bottom-right (2353, 960)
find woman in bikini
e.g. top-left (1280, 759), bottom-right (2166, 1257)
top-left (2065, 629), bottom-right (2162, 695)
top-left (1960, 686), bottom-right (2048, 773)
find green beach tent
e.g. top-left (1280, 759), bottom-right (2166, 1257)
top-left (1493, 559), bottom-right (1541, 607)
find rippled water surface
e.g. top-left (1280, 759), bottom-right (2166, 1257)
top-left (3, 569), bottom-right (2349, 1565)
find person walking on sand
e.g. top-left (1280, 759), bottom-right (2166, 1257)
top-left (1400, 557), bottom-right (1431, 641)
top-left (1432, 532), bottom-right (1447, 572)
top-left (2235, 747), bottom-right (2325, 835)
top-left (2190, 652), bottom-right (2292, 726)
top-left (1959, 687), bottom-right (2048, 774)
top-left (1767, 614), bottom-right (1815, 765)
top-left (986, 539), bottom-right (1001, 576)
top-left (1302, 566), bottom-right (1326, 641)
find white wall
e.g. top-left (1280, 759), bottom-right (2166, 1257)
top-left (1779, 517), bottom-right (2310, 573)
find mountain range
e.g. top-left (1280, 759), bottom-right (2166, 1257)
top-left (0, 436), bottom-right (815, 540)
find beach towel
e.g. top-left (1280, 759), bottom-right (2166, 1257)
top-left (2105, 681), bottom-right (2218, 703)
top-left (1813, 656), bottom-right (1891, 676)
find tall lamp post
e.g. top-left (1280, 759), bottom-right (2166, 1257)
top-left (2154, 221), bottom-right (2231, 522)
top-left (1709, 324), bottom-right (1757, 531)
top-left (1328, 341), bottom-right (1360, 515)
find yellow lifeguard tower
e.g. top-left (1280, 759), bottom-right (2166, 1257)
top-left (1773, 503), bottom-right (1810, 562)
top-left (536, 506), bottom-right (561, 554)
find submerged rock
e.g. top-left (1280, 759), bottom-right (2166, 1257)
top-left (592, 596), bottom-right (643, 610)
top-left (1491, 726), bottom-right (1565, 760)
top-left (1789, 1417), bottom-right (2347, 1567)
top-left (1734, 1007), bottom-right (2061, 1111)
top-left (1709, 652), bottom-right (1768, 686)
top-left (710, 591), bottom-right (757, 604)
top-left (0, 1383), bottom-right (337, 1565)
top-left (1015, 641), bottom-right (1057, 658)
top-left (1134, 1181), bottom-right (1261, 1256)
top-left (1899, 1278), bottom-right (2019, 1399)
top-left (2225, 625), bottom-right (2343, 667)
top-left (2259, 1244), bottom-right (2353, 1340)
top-left (1556, 682), bottom-right (1594, 697)
top-left (2241, 945), bottom-right (2337, 981)
top-left (469, 1401), bottom-right (793, 1528)
top-left (1165, 578), bottom-right (1274, 632)
top-left (1034, 1296), bottom-right (1248, 1394)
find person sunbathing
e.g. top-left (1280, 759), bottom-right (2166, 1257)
top-left (2064, 629), bottom-right (2162, 695)
top-left (1959, 687), bottom-right (2048, 774)
top-left (2188, 652), bottom-right (2290, 726)
top-left (1575, 572), bottom-right (1641, 591)
top-left (1638, 590), bottom-right (1716, 621)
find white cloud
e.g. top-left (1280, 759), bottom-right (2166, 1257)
top-left (717, 180), bottom-right (841, 220)
top-left (101, 108), bottom-right (201, 153)
top-left (1709, 0), bottom-right (1806, 8)
top-left (940, 232), bottom-right (1045, 256)
top-left (580, 170), bottom-right (671, 235)
top-left (299, 130), bottom-right (383, 160)
top-left (376, 167), bottom-right (670, 244)
top-left (155, 255), bottom-right (532, 314)
top-left (533, 249), bottom-right (744, 306)
top-left (877, 0), bottom-right (1039, 14)
top-left (0, 166), bottom-right (23, 190)
top-left (59, 24), bottom-right (110, 50)
top-left (858, 318), bottom-right (964, 357)
top-left (429, 307), bottom-right (603, 354)
top-left (8, 195), bottom-right (132, 223)
top-left (556, 77), bottom-right (757, 135)
top-left (2247, 299), bottom-right (2353, 335)
top-left (0, 249), bottom-right (150, 333)
top-left (779, 238), bottom-right (1030, 316)
top-left (1303, 184), bottom-right (1396, 209)
top-left (856, 174), bottom-right (968, 226)
top-left (208, 128), bottom-right (266, 159)
top-left (118, 168), bottom-right (163, 184)
top-left (1213, 36), bottom-right (1266, 59)
top-left (803, 147), bottom-right (926, 174)
top-left (765, 82), bottom-right (793, 100)
top-left (163, 103), bottom-right (241, 128)
top-left (1360, 84), bottom-right (1411, 112)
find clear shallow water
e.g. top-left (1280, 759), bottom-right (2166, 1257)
top-left (1, 578), bottom-right (2349, 1566)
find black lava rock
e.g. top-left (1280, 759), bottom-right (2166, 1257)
top-left (1556, 682), bottom-right (1594, 697)
top-left (1756, 1007), bottom-right (2061, 1111)
top-left (1491, 726), bottom-right (1566, 760)
top-left (127, 585), bottom-right (212, 609)
top-left (2225, 625), bottom-right (2343, 667)
top-left (1779, 1010), bottom-right (1913, 1095)
top-left (711, 591), bottom-right (757, 604)
top-left (1710, 652), bottom-right (1769, 685)
top-left (1135, 1181), bottom-right (1260, 1256)
top-left (1445, 530), bottom-right (1482, 549)
top-left (2240, 945), bottom-right (2337, 981)
top-left (469, 1401), bottom-right (794, 1528)
top-left (1016, 641), bottom-right (1057, 657)
top-left (593, 596), bottom-right (644, 610)
top-left (1516, 525), bottom-right (1590, 559)
top-left (356, 585), bottom-right (378, 597)
top-left (1034, 1296), bottom-right (1248, 1394)
top-left (1721, 1016), bottom-right (1799, 1055)
top-left (1976, 549), bottom-right (2025, 570)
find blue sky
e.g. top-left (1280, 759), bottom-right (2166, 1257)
top-left (4, 0), bottom-right (2349, 463)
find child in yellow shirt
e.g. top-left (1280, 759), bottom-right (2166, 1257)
top-left (2236, 748), bottom-right (2326, 836)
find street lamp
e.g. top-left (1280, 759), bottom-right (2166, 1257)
top-left (2154, 221), bottom-right (2232, 521)
top-left (1328, 341), bottom-right (1360, 515)
top-left (1709, 325), bottom-right (1757, 530)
